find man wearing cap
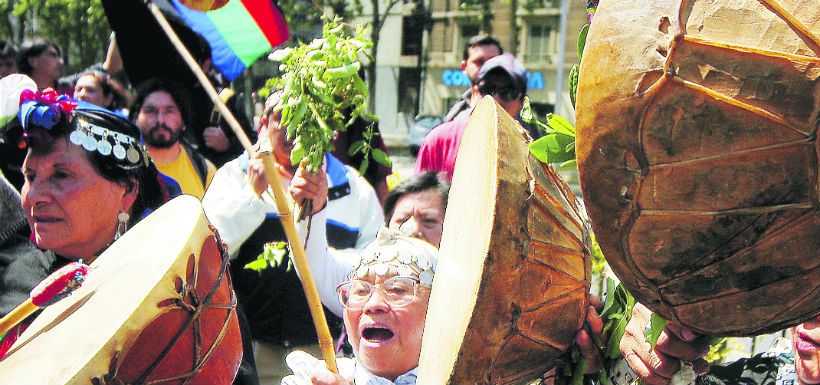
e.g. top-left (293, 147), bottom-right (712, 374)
top-left (415, 53), bottom-right (528, 181)
top-left (442, 35), bottom-right (504, 123)
top-left (130, 78), bottom-right (216, 199)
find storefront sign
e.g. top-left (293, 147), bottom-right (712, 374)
top-left (441, 69), bottom-right (546, 90)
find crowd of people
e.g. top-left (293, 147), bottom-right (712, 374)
top-left (0, 33), bottom-right (817, 385)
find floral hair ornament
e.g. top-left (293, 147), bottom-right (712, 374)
top-left (350, 227), bottom-right (439, 287)
top-left (18, 87), bottom-right (77, 130)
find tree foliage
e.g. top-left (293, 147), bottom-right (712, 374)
top-left (276, 0), bottom-right (413, 112)
top-left (0, 0), bottom-right (110, 75)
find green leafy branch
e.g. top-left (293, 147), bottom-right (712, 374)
top-left (521, 97), bottom-right (578, 171)
top-left (262, 15), bottom-right (391, 173)
top-left (245, 241), bottom-right (291, 272)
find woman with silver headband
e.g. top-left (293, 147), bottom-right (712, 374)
top-left (0, 88), bottom-right (177, 357)
top-left (283, 227), bottom-right (438, 385)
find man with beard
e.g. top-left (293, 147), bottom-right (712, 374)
top-left (130, 79), bottom-right (215, 199)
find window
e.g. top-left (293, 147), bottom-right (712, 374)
top-left (525, 23), bottom-right (554, 63)
top-left (398, 68), bottom-right (421, 116)
top-left (402, 16), bottom-right (424, 56)
top-left (430, 20), bottom-right (453, 53)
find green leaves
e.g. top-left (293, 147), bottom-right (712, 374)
top-left (569, 64), bottom-right (580, 108)
top-left (646, 313), bottom-right (668, 351)
top-left (522, 97), bottom-right (578, 169)
top-left (529, 130), bottom-right (576, 164)
top-left (371, 148), bottom-right (391, 167)
top-left (245, 242), bottom-right (291, 272)
top-left (577, 23), bottom-right (590, 61)
top-left (261, 15), bottom-right (376, 173)
top-left (592, 277), bottom-right (637, 385)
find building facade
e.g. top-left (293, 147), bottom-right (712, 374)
top-left (354, 0), bottom-right (588, 146)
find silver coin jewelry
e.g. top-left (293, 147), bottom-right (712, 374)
top-left (113, 142), bottom-right (127, 160)
top-left (126, 146), bottom-right (140, 164)
top-left (97, 137), bottom-right (112, 156)
top-left (82, 133), bottom-right (98, 152)
top-left (69, 130), bottom-right (85, 145)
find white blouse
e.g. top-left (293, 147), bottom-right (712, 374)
top-left (281, 350), bottom-right (418, 385)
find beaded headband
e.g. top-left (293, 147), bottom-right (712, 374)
top-left (350, 227), bottom-right (439, 287)
top-left (18, 88), bottom-right (149, 170)
top-left (69, 115), bottom-right (148, 167)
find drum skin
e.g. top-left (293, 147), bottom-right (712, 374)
top-left (0, 195), bottom-right (242, 384)
top-left (576, 0), bottom-right (820, 336)
top-left (418, 97), bottom-right (591, 385)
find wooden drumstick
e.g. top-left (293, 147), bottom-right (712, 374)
top-left (0, 262), bottom-right (90, 340)
top-left (146, 2), bottom-right (339, 373)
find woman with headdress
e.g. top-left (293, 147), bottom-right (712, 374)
top-left (0, 88), bottom-right (176, 357)
top-left (282, 228), bottom-right (439, 385)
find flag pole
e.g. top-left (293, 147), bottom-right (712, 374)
top-left (145, 1), bottom-right (339, 374)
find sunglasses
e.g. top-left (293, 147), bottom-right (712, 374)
top-left (477, 82), bottom-right (522, 102)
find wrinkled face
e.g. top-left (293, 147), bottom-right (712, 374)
top-left (74, 75), bottom-right (112, 108)
top-left (462, 44), bottom-right (502, 83)
top-left (0, 56), bottom-right (16, 77)
top-left (794, 316), bottom-right (820, 385)
top-left (388, 189), bottom-right (445, 247)
top-left (21, 138), bottom-right (133, 260)
top-left (135, 91), bottom-right (185, 149)
top-left (30, 45), bottom-right (63, 81)
top-left (344, 273), bottom-right (430, 380)
top-left (474, 71), bottom-right (524, 118)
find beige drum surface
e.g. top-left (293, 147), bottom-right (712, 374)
top-left (576, 0), bottom-right (819, 335)
top-left (0, 195), bottom-right (242, 384)
top-left (418, 97), bottom-right (591, 385)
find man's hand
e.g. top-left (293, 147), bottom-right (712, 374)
top-left (620, 303), bottom-right (710, 385)
top-left (289, 164), bottom-right (328, 215)
top-left (247, 152), bottom-right (269, 196)
top-left (203, 126), bottom-right (230, 152)
top-left (310, 369), bottom-right (353, 385)
top-left (577, 300), bottom-right (606, 374)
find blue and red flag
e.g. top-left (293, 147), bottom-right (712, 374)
top-left (171, 0), bottom-right (290, 80)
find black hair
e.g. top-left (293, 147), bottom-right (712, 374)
top-left (462, 34), bottom-right (503, 61)
top-left (16, 40), bottom-right (61, 76)
top-left (383, 171), bottom-right (450, 224)
top-left (0, 40), bottom-right (16, 59)
top-left (129, 78), bottom-right (192, 129)
top-left (24, 108), bottom-right (166, 228)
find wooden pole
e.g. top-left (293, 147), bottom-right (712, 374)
top-left (0, 300), bottom-right (38, 338)
top-left (146, 2), bottom-right (338, 373)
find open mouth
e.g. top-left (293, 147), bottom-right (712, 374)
top-left (796, 332), bottom-right (820, 355)
top-left (362, 326), bottom-right (395, 342)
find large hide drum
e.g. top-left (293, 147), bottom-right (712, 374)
top-left (418, 97), bottom-right (591, 385)
top-left (0, 195), bottom-right (242, 384)
top-left (576, 0), bottom-right (820, 335)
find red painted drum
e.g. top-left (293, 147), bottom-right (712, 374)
top-left (0, 195), bottom-right (242, 384)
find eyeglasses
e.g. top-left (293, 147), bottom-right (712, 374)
top-left (477, 82), bottom-right (522, 101)
top-left (336, 276), bottom-right (421, 310)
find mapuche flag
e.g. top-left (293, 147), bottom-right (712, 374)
top-left (171, 0), bottom-right (290, 80)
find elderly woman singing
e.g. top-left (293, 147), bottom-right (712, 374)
top-left (282, 227), bottom-right (438, 385)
